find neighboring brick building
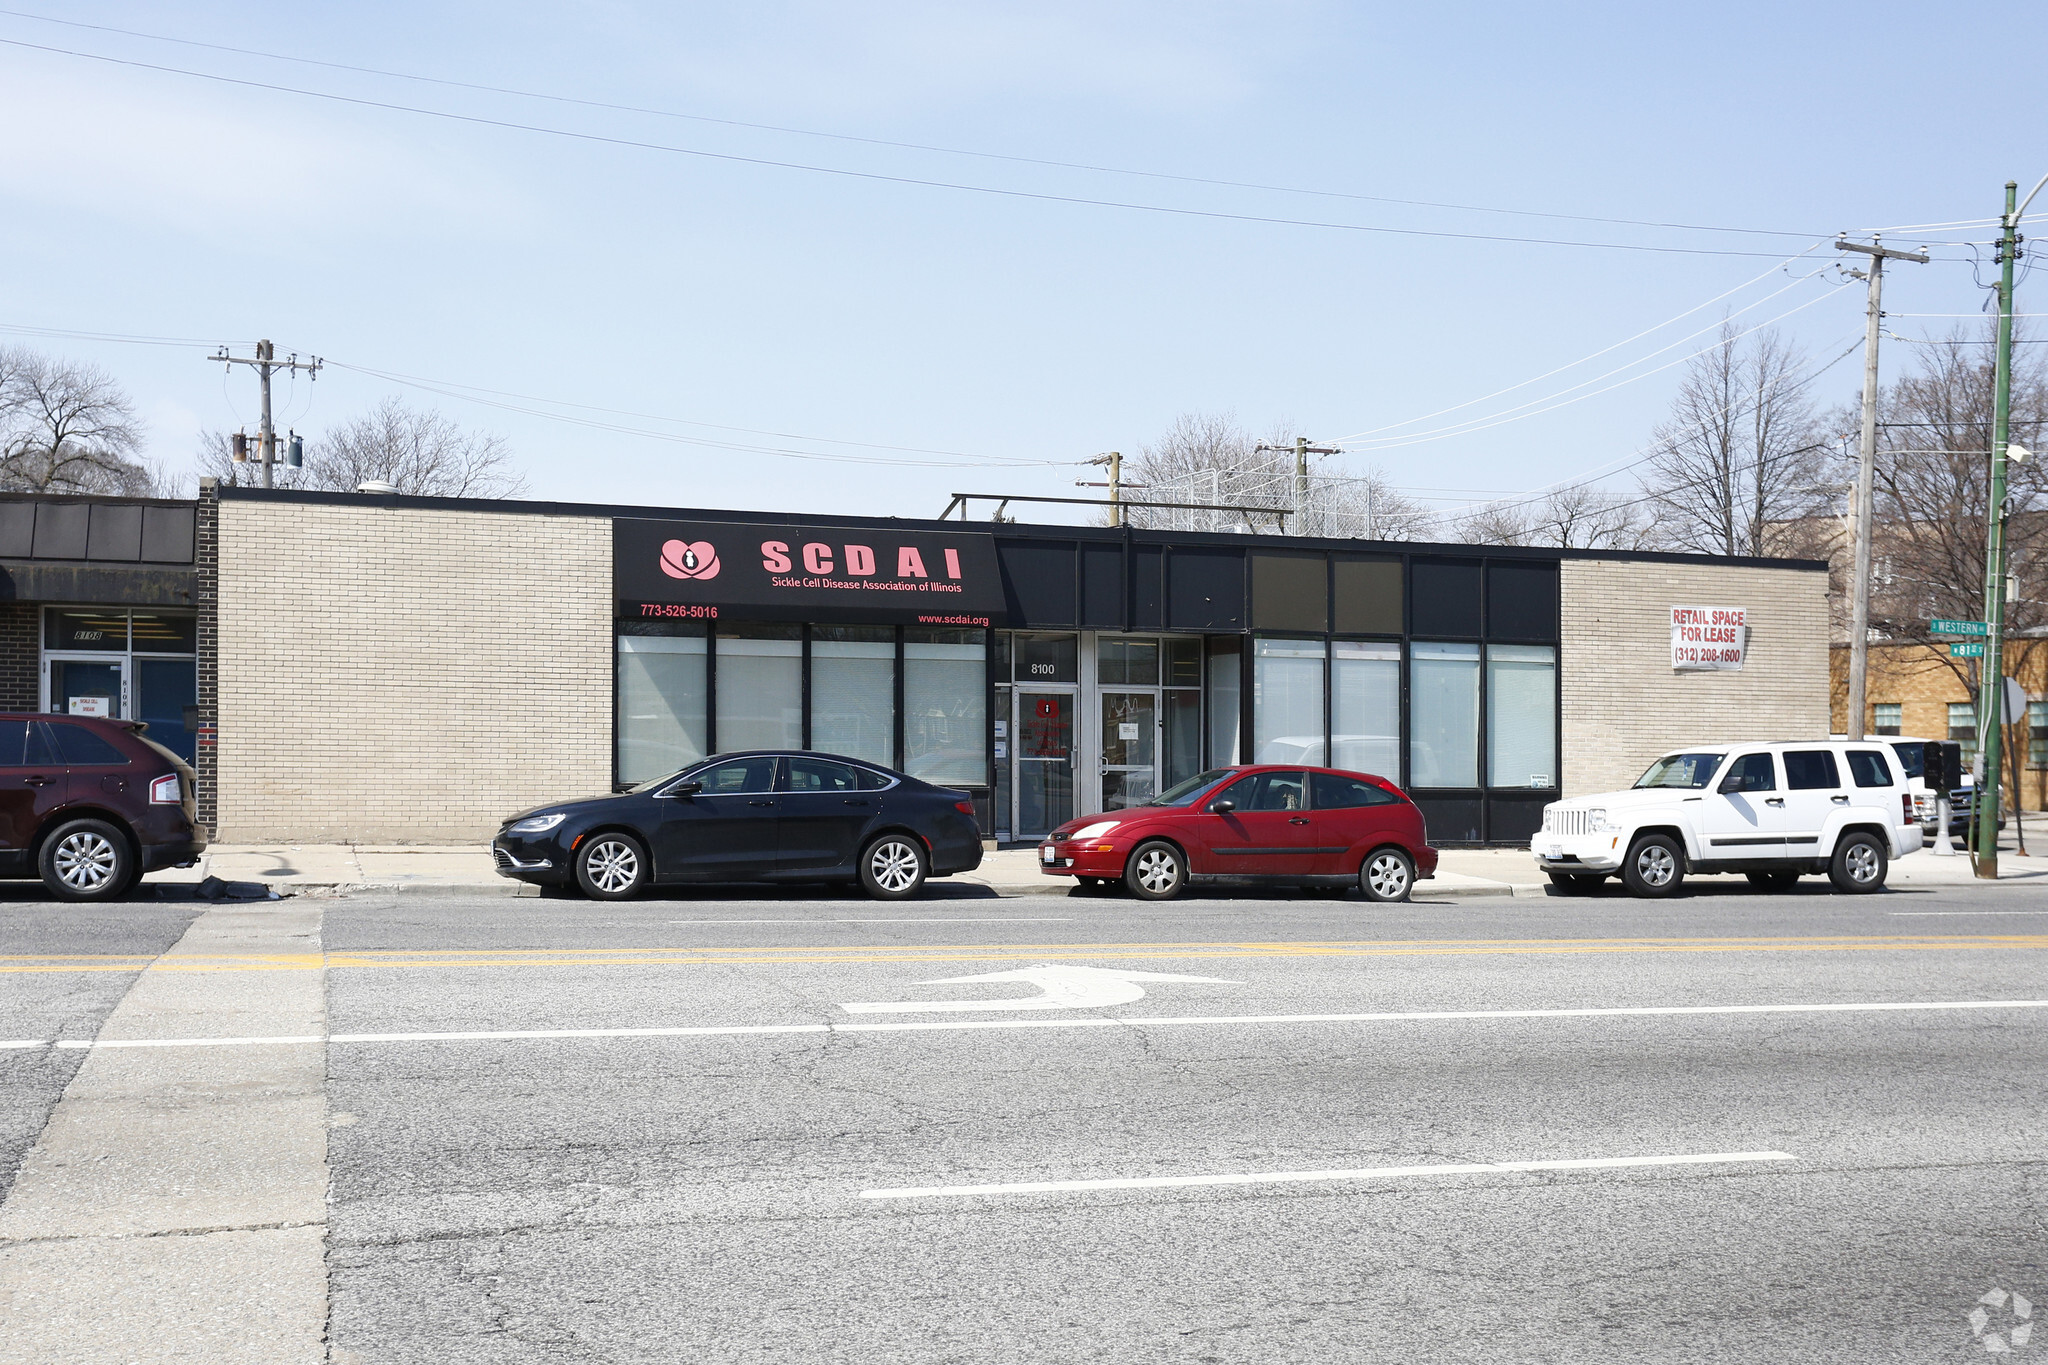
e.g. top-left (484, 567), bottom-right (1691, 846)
top-left (1830, 640), bottom-right (2048, 812)
top-left (184, 484), bottom-right (1830, 845)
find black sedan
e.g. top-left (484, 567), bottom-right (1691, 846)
top-left (492, 751), bottom-right (984, 900)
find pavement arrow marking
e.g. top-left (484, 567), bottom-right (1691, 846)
top-left (838, 962), bottom-right (1241, 1015)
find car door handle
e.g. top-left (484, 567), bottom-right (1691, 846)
top-left (1765, 798), bottom-right (1785, 806)
top-left (1831, 795), bottom-right (1850, 804)
top-left (748, 799), bottom-right (775, 807)
top-left (23, 776), bottom-right (53, 786)
top-left (842, 799), bottom-right (868, 806)
top-left (1288, 817), bottom-right (1310, 824)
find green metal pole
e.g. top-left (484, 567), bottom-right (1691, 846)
top-left (1976, 180), bottom-right (2020, 877)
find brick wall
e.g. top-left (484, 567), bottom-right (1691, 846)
top-left (1559, 559), bottom-right (1829, 797)
top-left (216, 499), bottom-right (612, 842)
top-left (0, 602), bottom-right (37, 711)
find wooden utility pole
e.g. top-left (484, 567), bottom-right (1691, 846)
top-left (1833, 235), bottom-right (1928, 741)
top-left (213, 340), bottom-right (321, 488)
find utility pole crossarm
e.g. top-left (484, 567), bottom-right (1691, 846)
top-left (1833, 238), bottom-right (1932, 265)
top-left (211, 340), bottom-right (322, 490)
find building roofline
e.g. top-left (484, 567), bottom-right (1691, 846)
top-left (210, 485), bottom-right (1829, 572)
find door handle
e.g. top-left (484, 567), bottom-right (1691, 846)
top-left (1830, 795), bottom-right (1850, 804)
top-left (842, 799), bottom-right (868, 806)
top-left (748, 799), bottom-right (775, 807)
top-left (23, 776), bottom-right (53, 787)
top-left (1765, 797), bottom-right (1785, 806)
top-left (1288, 816), bottom-right (1310, 824)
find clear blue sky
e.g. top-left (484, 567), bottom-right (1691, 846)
top-left (0, 1), bottom-right (2037, 525)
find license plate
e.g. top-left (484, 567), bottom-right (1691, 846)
top-left (1041, 846), bottom-right (1056, 864)
top-left (1545, 843), bottom-right (1563, 859)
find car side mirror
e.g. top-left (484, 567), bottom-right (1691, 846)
top-left (1206, 799), bottom-right (1235, 815)
top-left (1717, 776), bottom-right (1741, 795)
top-left (669, 780), bottom-right (703, 797)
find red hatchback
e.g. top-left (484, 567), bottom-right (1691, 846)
top-left (1039, 765), bottom-right (1438, 901)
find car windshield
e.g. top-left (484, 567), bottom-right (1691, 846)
top-left (1148, 768), bottom-right (1235, 807)
top-left (628, 766), bottom-right (696, 794)
top-left (1889, 741), bottom-right (1925, 780)
top-left (1634, 753), bottom-right (1725, 789)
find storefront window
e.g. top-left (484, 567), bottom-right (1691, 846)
top-left (716, 624), bottom-right (802, 752)
top-left (1014, 634), bottom-right (1077, 685)
top-left (1487, 644), bottom-right (1555, 788)
top-left (1410, 642), bottom-right (1480, 787)
top-left (904, 627), bottom-right (986, 786)
top-left (1207, 638), bottom-right (1240, 765)
top-left (615, 626), bottom-right (708, 785)
top-left (1252, 638), bottom-right (1325, 764)
top-left (42, 608), bottom-right (199, 762)
top-left (45, 609), bottom-right (126, 651)
top-left (1332, 641), bottom-right (1400, 779)
top-left (811, 626), bottom-right (895, 768)
top-left (1098, 637), bottom-right (1160, 686)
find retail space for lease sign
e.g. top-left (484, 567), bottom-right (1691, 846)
top-left (614, 518), bottom-right (1007, 626)
top-left (1670, 605), bottom-right (1746, 670)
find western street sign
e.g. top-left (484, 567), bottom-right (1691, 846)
top-left (1930, 618), bottom-right (1988, 636)
top-left (1950, 642), bottom-right (1988, 658)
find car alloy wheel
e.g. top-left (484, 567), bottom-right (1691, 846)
top-left (1125, 842), bottom-right (1185, 900)
top-left (1621, 834), bottom-right (1685, 898)
top-left (578, 835), bottom-right (647, 900)
top-left (54, 831), bottom-right (118, 893)
top-left (1360, 848), bottom-right (1414, 903)
top-left (861, 836), bottom-right (927, 899)
top-left (1828, 832), bottom-right (1887, 894)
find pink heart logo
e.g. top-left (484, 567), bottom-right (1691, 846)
top-left (660, 540), bottom-right (720, 580)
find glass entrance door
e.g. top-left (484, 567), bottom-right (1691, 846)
top-left (47, 658), bottom-right (124, 720)
top-left (1100, 690), bottom-right (1158, 810)
top-left (1015, 690), bottom-right (1075, 837)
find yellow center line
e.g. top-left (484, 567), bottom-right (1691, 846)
top-left (0, 935), bottom-right (2042, 973)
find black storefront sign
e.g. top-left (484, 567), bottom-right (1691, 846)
top-left (615, 518), bottom-right (1007, 626)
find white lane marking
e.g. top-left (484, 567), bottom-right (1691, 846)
top-left (7, 997), bottom-right (2044, 1051)
top-left (666, 918), bottom-right (1075, 924)
top-left (840, 964), bottom-right (1240, 1015)
top-left (1888, 910), bottom-right (2048, 916)
top-left (859, 1150), bottom-right (1801, 1199)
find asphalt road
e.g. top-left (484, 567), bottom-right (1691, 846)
top-left (6, 877), bottom-right (2047, 1363)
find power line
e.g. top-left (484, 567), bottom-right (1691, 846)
top-left (0, 34), bottom-right (1865, 261)
top-left (0, 7), bottom-right (1851, 244)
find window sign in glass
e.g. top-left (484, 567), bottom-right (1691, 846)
top-left (1098, 637), bottom-right (1160, 686)
top-left (1486, 644), bottom-right (1555, 788)
top-left (1409, 642), bottom-right (1480, 787)
top-left (45, 609), bottom-right (126, 652)
top-left (129, 612), bottom-right (198, 654)
top-left (616, 633), bottom-right (708, 785)
top-left (1332, 641), bottom-right (1400, 779)
top-left (1014, 634), bottom-right (1078, 684)
top-left (1252, 638), bottom-right (1325, 765)
top-left (904, 627), bottom-right (986, 786)
top-left (811, 626), bottom-right (895, 768)
top-left (716, 625), bottom-right (802, 753)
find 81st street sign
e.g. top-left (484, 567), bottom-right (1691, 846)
top-left (1949, 642), bottom-right (1988, 658)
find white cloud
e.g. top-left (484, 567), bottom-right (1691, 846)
top-left (0, 53), bottom-right (525, 244)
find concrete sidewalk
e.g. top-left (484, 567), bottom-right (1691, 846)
top-left (146, 835), bottom-right (2048, 900)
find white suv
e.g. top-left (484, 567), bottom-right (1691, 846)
top-left (1533, 742), bottom-right (1923, 897)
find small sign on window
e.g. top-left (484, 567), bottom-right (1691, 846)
top-left (1119, 722), bottom-right (1139, 740)
top-left (68, 696), bottom-right (111, 718)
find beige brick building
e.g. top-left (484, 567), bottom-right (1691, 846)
top-left (188, 486), bottom-right (1832, 845)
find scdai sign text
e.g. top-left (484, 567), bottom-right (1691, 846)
top-left (1671, 605), bottom-right (1746, 671)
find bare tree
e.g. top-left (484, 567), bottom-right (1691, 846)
top-left (0, 347), bottom-right (167, 495)
top-left (1452, 485), bottom-right (1655, 549)
top-left (1119, 411), bottom-right (1427, 539)
top-left (1639, 322), bottom-right (1832, 556)
top-left (199, 397), bottom-right (526, 498)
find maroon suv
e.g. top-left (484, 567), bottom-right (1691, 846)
top-left (0, 713), bottom-right (205, 900)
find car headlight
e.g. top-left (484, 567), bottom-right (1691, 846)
top-left (1071, 820), bottom-right (1120, 840)
top-left (506, 813), bottom-right (566, 835)
top-left (1587, 808), bottom-right (1612, 831)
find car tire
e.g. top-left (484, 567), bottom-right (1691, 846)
top-left (1359, 847), bottom-right (1415, 903)
top-left (1124, 841), bottom-right (1186, 900)
top-left (39, 819), bottom-right (134, 902)
top-left (576, 832), bottom-right (650, 900)
top-left (1546, 871), bottom-right (1605, 895)
top-left (1746, 870), bottom-right (1801, 893)
top-left (860, 835), bottom-right (928, 900)
top-left (1828, 831), bottom-right (1888, 894)
top-left (1621, 834), bottom-right (1685, 898)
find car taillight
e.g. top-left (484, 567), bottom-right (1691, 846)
top-left (150, 773), bottom-right (181, 805)
top-left (1902, 793), bottom-right (1914, 823)
top-left (954, 801), bottom-right (976, 816)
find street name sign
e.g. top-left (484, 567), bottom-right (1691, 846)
top-left (1950, 642), bottom-right (1987, 658)
top-left (1931, 619), bottom-right (1987, 636)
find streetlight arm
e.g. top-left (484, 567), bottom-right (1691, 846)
top-left (2015, 171), bottom-right (2048, 225)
